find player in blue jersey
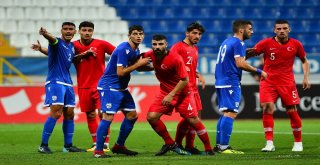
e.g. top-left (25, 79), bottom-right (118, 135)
top-left (214, 20), bottom-right (267, 154)
top-left (38, 22), bottom-right (85, 154)
top-left (93, 25), bottom-right (151, 158)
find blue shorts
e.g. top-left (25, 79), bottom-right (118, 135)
top-left (44, 83), bottom-right (75, 107)
top-left (98, 88), bottom-right (136, 114)
top-left (216, 86), bottom-right (241, 113)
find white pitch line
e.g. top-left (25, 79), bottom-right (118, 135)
top-left (130, 128), bottom-right (320, 135)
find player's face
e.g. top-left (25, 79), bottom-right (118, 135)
top-left (186, 29), bottom-right (203, 44)
top-left (274, 23), bottom-right (290, 40)
top-left (61, 25), bottom-right (76, 42)
top-left (129, 30), bottom-right (144, 45)
top-left (152, 39), bottom-right (167, 57)
top-left (243, 24), bottom-right (253, 40)
top-left (79, 27), bottom-right (94, 40)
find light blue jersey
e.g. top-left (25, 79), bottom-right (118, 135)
top-left (215, 37), bottom-right (246, 87)
top-left (98, 42), bottom-right (140, 90)
top-left (46, 38), bottom-right (75, 85)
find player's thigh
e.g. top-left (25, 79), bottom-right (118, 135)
top-left (98, 89), bottom-right (123, 114)
top-left (78, 88), bottom-right (97, 112)
top-left (175, 93), bottom-right (198, 118)
top-left (148, 93), bottom-right (174, 116)
top-left (44, 83), bottom-right (66, 106)
top-left (260, 85), bottom-right (278, 103)
top-left (65, 85), bottom-right (75, 107)
top-left (277, 85), bottom-right (300, 106)
top-left (216, 87), bottom-right (241, 113)
top-left (120, 90), bottom-right (136, 112)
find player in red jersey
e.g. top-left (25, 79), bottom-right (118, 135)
top-left (144, 34), bottom-right (214, 156)
top-left (32, 21), bottom-right (115, 151)
top-left (170, 22), bottom-right (206, 154)
top-left (247, 19), bottom-right (311, 152)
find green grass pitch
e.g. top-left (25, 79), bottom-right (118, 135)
top-left (0, 119), bottom-right (319, 165)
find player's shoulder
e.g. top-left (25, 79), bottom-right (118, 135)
top-left (142, 50), bottom-right (154, 57)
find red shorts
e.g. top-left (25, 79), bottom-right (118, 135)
top-left (78, 88), bottom-right (101, 112)
top-left (148, 91), bottom-right (198, 118)
top-left (260, 85), bottom-right (300, 106)
top-left (193, 91), bottom-right (202, 111)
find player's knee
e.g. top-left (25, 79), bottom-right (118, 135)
top-left (146, 112), bottom-right (159, 122)
top-left (186, 116), bottom-right (200, 125)
top-left (126, 111), bottom-right (138, 120)
top-left (86, 111), bottom-right (96, 119)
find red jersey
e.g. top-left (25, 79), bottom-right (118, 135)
top-left (73, 39), bottom-right (115, 88)
top-left (144, 50), bottom-right (190, 94)
top-left (170, 41), bottom-right (199, 91)
top-left (254, 37), bottom-right (306, 86)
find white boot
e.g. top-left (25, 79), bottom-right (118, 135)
top-left (261, 140), bottom-right (275, 152)
top-left (292, 142), bottom-right (303, 152)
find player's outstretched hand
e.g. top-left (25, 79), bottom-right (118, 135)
top-left (31, 40), bottom-right (41, 51)
top-left (39, 27), bottom-right (47, 35)
top-left (136, 56), bottom-right (151, 67)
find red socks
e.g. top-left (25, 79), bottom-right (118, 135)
top-left (185, 128), bottom-right (196, 149)
top-left (149, 120), bottom-right (175, 145)
top-left (87, 117), bottom-right (98, 143)
top-left (287, 111), bottom-right (302, 142)
top-left (262, 113), bottom-right (274, 141)
top-left (175, 119), bottom-right (189, 146)
top-left (190, 121), bottom-right (212, 151)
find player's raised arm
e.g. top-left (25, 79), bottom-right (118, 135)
top-left (117, 56), bottom-right (151, 77)
top-left (39, 27), bottom-right (57, 44)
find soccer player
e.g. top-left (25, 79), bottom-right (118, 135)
top-left (214, 20), bottom-right (267, 154)
top-left (145, 34), bottom-right (214, 156)
top-left (93, 25), bottom-right (151, 158)
top-left (38, 22), bottom-right (85, 154)
top-left (246, 19), bottom-right (311, 152)
top-left (32, 21), bottom-right (116, 152)
top-left (171, 22), bottom-right (206, 154)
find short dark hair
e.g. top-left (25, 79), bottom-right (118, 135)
top-left (186, 22), bottom-right (205, 33)
top-left (152, 34), bottom-right (166, 41)
top-left (129, 25), bottom-right (144, 34)
top-left (79, 21), bottom-right (94, 29)
top-left (62, 22), bottom-right (76, 28)
top-left (274, 19), bottom-right (290, 26)
top-left (232, 19), bottom-right (252, 33)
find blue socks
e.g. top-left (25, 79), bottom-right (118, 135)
top-left (63, 119), bottom-right (74, 147)
top-left (216, 116), bottom-right (223, 145)
top-left (220, 116), bottom-right (234, 146)
top-left (96, 119), bottom-right (112, 151)
top-left (116, 117), bottom-right (137, 146)
top-left (41, 117), bottom-right (57, 146)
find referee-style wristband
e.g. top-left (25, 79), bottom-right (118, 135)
top-left (256, 68), bottom-right (262, 75)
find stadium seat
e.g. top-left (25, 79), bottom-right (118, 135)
top-left (35, 21), bottom-right (56, 33)
top-left (0, 20), bottom-right (18, 34)
top-left (0, 7), bottom-right (6, 20)
top-left (50, 0), bottom-right (69, 7)
top-left (13, 0), bottom-right (34, 7)
top-left (32, 0), bottom-right (51, 7)
top-left (94, 21), bottom-right (111, 34)
top-left (43, 7), bottom-right (62, 20)
top-left (98, 7), bottom-right (118, 20)
top-left (10, 34), bottom-right (29, 48)
top-left (80, 7), bottom-right (99, 20)
top-left (6, 7), bottom-right (24, 20)
top-left (69, 0), bottom-right (89, 6)
top-left (109, 20), bottom-right (128, 34)
top-left (18, 21), bottom-right (37, 33)
top-left (61, 7), bottom-right (80, 20)
top-left (0, 0), bottom-right (14, 7)
top-left (25, 7), bottom-right (44, 20)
